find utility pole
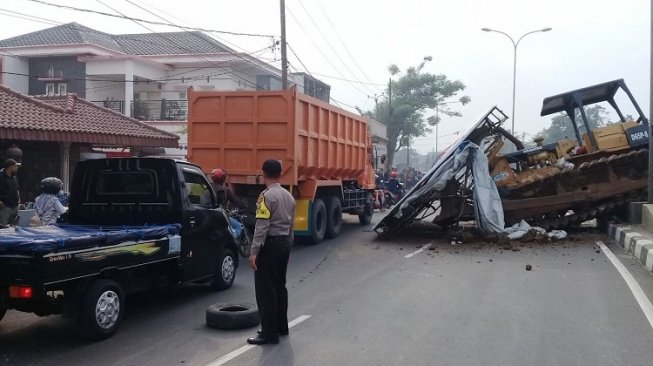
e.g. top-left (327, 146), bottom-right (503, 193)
top-left (407, 141), bottom-right (410, 168)
top-left (649, 0), bottom-right (653, 203)
top-left (388, 78), bottom-right (392, 170)
top-left (280, 0), bottom-right (288, 89)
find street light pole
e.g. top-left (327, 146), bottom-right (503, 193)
top-left (481, 27), bottom-right (552, 135)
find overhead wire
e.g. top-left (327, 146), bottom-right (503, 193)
top-left (0, 9), bottom-right (277, 84)
top-left (286, 43), bottom-right (359, 113)
top-left (295, 0), bottom-right (378, 96)
top-left (126, 0), bottom-right (279, 64)
top-left (95, 0), bottom-right (265, 90)
top-left (25, 0), bottom-right (277, 38)
top-left (313, 1), bottom-right (379, 89)
top-left (116, 0), bottom-right (283, 90)
top-left (284, 5), bottom-right (370, 99)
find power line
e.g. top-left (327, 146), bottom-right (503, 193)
top-left (284, 5), bottom-right (369, 99)
top-left (295, 0), bottom-right (378, 95)
top-left (313, 1), bottom-right (379, 88)
top-left (0, 9), bottom-right (276, 68)
top-left (116, 0), bottom-right (284, 90)
top-left (308, 71), bottom-right (386, 87)
top-left (26, 0), bottom-right (276, 38)
top-left (0, 8), bottom-right (59, 25)
top-left (123, 0), bottom-right (276, 57)
top-left (0, 6), bottom-right (280, 95)
top-left (95, 0), bottom-right (264, 91)
top-left (286, 43), bottom-right (359, 113)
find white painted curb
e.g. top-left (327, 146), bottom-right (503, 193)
top-left (608, 223), bottom-right (653, 274)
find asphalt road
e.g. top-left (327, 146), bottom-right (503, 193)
top-left (2, 214), bottom-right (653, 366)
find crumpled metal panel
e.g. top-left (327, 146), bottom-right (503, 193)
top-left (374, 106), bottom-right (508, 237)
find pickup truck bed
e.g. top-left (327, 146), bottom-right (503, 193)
top-left (0, 225), bottom-right (181, 290)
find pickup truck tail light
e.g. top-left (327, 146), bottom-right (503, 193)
top-left (9, 285), bottom-right (33, 299)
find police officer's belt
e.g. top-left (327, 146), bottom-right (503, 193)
top-left (266, 235), bottom-right (290, 244)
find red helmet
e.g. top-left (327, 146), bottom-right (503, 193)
top-left (210, 168), bottom-right (227, 183)
top-left (390, 171), bottom-right (398, 178)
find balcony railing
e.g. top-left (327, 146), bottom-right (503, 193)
top-left (93, 100), bottom-right (125, 115)
top-left (91, 99), bottom-right (188, 121)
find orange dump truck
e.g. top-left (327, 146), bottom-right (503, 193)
top-left (187, 88), bottom-right (376, 243)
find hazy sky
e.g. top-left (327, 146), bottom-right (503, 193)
top-left (0, 0), bottom-right (649, 153)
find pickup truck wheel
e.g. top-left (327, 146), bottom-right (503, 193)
top-left (309, 198), bottom-right (327, 244)
top-left (211, 248), bottom-right (237, 291)
top-left (359, 193), bottom-right (374, 225)
top-left (325, 196), bottom-right (343, 239)
top-left (206, 303), bottom-right (259, 330)
top-left (77, 279), bottom-right (124, 340)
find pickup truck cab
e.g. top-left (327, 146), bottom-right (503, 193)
top-left (0, 158), bottom-right (239, 340)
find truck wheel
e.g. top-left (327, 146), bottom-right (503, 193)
top-left (325, 196), bottom-right (343, 239)
top-left (206, 303), bottom-right (259, 330)
top-left (77, 279), bottom-right (124, 340)
top-left (359, 193), bottom-right (374, 226)
top-left (309, 198), bottom-right (327, 244)
top-left (211, 248), bottom-right (237, 291)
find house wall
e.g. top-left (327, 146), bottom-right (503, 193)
top-left (86, 77), bottom-right (125, 102)
top-left (0, 56), bottom-right (29, 93)
top-left (28, 56), bottom-right (86, 97)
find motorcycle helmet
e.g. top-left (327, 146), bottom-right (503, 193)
top-left (210, 168), bottom-right (227, 184)
top-left (390, 171), bottom-right (398, 178)
top-left (40, 177), bottom-right (63, 195)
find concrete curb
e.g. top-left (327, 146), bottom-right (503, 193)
top-left (608, 223), bottom-right (653, 272)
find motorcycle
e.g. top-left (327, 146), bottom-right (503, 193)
top-left (383, 183), bottom-right (405, 209)
top-left (228, 208), bottom-right (252, 258)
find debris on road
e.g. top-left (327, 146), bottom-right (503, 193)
top-left (526, 264), bottom-right (533, 271)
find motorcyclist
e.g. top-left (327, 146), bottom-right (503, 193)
top-left (34, 177), bottom-right (67, 226)
top-left (210, 168), bottom-right (246, 238)
top-left (210, 169), bottom-right (245, 208)
top-left (386, 171), bottom-right (403, 200)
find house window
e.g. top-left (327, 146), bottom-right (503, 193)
top-left (58, 83), bottom-right (67, 94)
top-left (46, 83), bottom-right (55, 95)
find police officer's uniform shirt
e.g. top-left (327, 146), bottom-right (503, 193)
top-left (251, 183), bottom-right (296, 255)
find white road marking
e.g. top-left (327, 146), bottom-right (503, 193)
top-left (206, 315), bottom-right (311, 366)
top-left (597, 241), bottom-right (653, 330)
top-left (405, 243), bottom-right (432, 258)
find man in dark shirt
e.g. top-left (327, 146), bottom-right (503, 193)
top-left (0, 159), bottom-right (20, 226)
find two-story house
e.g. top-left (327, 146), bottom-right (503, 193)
top-left (0, 22), bottom-right (331, 159)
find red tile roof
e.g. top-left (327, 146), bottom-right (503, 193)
top-left (0, 85), bottom-right (179, 147)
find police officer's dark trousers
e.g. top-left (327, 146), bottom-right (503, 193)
top-left (255, 236), bottom-right (291, 338)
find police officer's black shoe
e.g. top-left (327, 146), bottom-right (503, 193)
top-left (257, 329), bottom-right (289, 336)
top-left (247, 335), bottom-right (279, 345)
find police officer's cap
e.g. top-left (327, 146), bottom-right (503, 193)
top-left (262, 159), bottom-right (282, 177)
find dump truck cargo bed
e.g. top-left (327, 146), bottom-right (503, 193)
top-left (187, 88), bottom-right (374, 189)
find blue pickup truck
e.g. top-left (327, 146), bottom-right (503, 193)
top-left (0, 158), bottom-right (239, 340)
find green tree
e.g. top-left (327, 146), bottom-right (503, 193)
top-left (539, 105), bottom-right (610, 144)
top-left (369, 64), bottom-right (469, 169)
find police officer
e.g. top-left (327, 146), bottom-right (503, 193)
top-left (247, 159), bottom-right (296, 345)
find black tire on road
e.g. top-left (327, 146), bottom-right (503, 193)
top-left (206, 303), bottom-right (260, 330)
top-left (0, 305), bottom-right (6, 323)
top-left (359, 193), bottom-right (374, 226)
top-left (309, 198), bottom-right (327, 244)
top-left (211, 248), bottom-right (237, 291)
top-left (76, 279), bottom-right (125, 341)
top-left (325, 196), bottom-right (343, 239)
